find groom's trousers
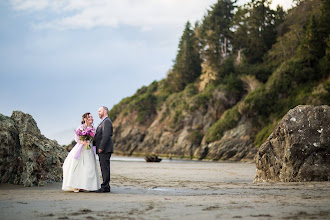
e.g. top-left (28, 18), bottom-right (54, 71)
top-left (99, 152), bottom-right (111, 191)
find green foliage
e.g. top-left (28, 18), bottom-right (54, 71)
top-left (135, 86), bottom-right (148, 96)
top-left (241, 53), bottom-right (328, 146)
top-left (242, 58), bottom-right (315, 120)
top-left (233, 0), bottom-right (282, 63)
top-left (184, 83), bottom-right (198, 97)
top-left (109, 0), bottom-right (329, 150)
top-left (109, 97), bottom-right (132, 121)
top-left (187, 130), bottom-right (204, 145)
top-left (223, 73), bottom-right (244, 99)
top-left (311, 80), bottom-right (330, 105)
top-left (109, 81), bottom-right (162, 124)
top-left (266, 24), bottom-right (303, 68)
top-left (161, 91), bottom-right (189, 127)
top-left (297, 0), bottom-right (330, 75)
top-left (243, 86), bottom-right (276, 118)
top-left (191, 93), bottom-right (210, 111)
top-left (236, 62), bottom-right (272, 83)
top-left (244, 76), bottom-right (327, 147)
top-left (254, 122), bottom-right (277, 147)
top-left (319, 0), bottom-right (330, 39)
top-left (205, 105), bottom-right (241, 143)
top-left (166, 21), bottom-right (202, 92)
top-left (189, 82), bottom-right (216, 111)
top-left (131, 93), bottom-right (157, 123)
top-left (214, 55), bottom-right (237, 80)
top-left (298, 16), bottom-right (324, 65)
top-left (170, 110), bottom-right (184, 128)
top-left (166, 92), bottom-right (185, 110)
top-left (231, 5), bottom-right (249, 50)
top-left (200, 0), bottom-right (236, 72)
top-left (147, 81), bottom-right (158, 93)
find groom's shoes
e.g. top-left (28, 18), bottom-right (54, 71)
top-left (95, 188), bottom-right (110, 193)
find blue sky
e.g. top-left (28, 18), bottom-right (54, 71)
top-left (0, 0), bottom-right (293, 145)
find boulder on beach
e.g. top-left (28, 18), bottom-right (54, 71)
top-left (145, 155), bottom-right (162, 162)
top-left (0, 111), bottom-right (67, 186)
top-left (254, 105), bottom-right (330, 182)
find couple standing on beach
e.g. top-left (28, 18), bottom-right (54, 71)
top-left (62, 106), bottom-right (114, 193)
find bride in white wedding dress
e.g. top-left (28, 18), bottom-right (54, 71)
top-left (62, 112), bottom-right (100, 192)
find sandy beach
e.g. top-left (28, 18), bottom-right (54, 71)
top-left (1, 157), bottom-right (329, 219)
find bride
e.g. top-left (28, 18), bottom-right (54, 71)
top-left (62, 112), bottom-right (100, 192)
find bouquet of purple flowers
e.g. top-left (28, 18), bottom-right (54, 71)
top-left (75, 126), bottom-right (95, 149)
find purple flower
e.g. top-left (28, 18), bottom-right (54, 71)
top-left (75, 125), bottom-right (96, 142)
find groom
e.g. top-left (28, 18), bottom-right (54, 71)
top-left (94, 106), bottom-right (114, 193)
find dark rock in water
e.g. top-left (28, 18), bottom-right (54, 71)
top-left (145, 155), bottom-right (162, 162)
top-left (0, 111), bottom-right (67, 186)
top-left (254, 105), bottom-right (330, 182)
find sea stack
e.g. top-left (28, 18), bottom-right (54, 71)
top-left (254, 105), bottom-right (330, 182)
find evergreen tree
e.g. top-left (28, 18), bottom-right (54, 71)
top-left (200, 0), bottom-right (236, 75)
top-left (298, 0), bottom-right (330, 78)
top-left (319, 0), bottom-right (330, 72)
top-left (232, 6), bottom-right (249, 51)
top-left (246, 0), bottom-right (277, 63)
top-left (166, 21), bottom-right (202, 92)
top-left (298, 15), bottom-right (323, 65)
top-left (232, 0), bottom-right (281, 64)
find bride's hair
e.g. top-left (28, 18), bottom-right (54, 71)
top-left (81, 112), bottom-right (91, 124)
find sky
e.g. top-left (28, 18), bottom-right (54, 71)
top-left (0, 0), bottom-right (293, 145)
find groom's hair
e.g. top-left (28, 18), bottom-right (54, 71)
top-left (102, 106), bottom-right (108, 112)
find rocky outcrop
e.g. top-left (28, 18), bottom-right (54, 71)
top-left (254, 105), bottom-right (330, 182)
top-left (0, 111), bottom-right (66, 186)
top-left (195, 118), bottom-right (257, 161)
top-left (113, 86), bottom-right (257, 161)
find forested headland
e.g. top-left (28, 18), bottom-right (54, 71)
top-left (109, 0), bottom-right (329, 161)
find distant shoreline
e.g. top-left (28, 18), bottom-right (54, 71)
top-left (110, 155), bottom-right (254, 163)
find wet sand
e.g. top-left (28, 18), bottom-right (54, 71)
top-left (1, 157), bottom-right (329, 219)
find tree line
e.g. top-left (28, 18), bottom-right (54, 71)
top-left (163, 0), bottom-right (329, 93)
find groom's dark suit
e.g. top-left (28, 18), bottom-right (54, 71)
top-left (94, 117), bottom-right (113, 192)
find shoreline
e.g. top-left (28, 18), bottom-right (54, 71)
top-left (110, 155), bottom-right (255, 163)
top-left (111, 153), bottom-right (255, 162)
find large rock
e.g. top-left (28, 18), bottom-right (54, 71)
top-left (254, 105), bottom-right (330, 182)
top-left (0, 111), bottom-right (66, 186)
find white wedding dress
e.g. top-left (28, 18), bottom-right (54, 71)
top-left (62, 125), bottom-right (100, 191)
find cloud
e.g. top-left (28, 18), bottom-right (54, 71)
top-left (9, 0), bottom-right (293, 31)
top-left (10, 0), bottom-right (50, 11)
top-left (10, 0), bottom-right (218, 30)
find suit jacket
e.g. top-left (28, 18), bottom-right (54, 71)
top-left (94, 117), bottom-right (114, 154)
